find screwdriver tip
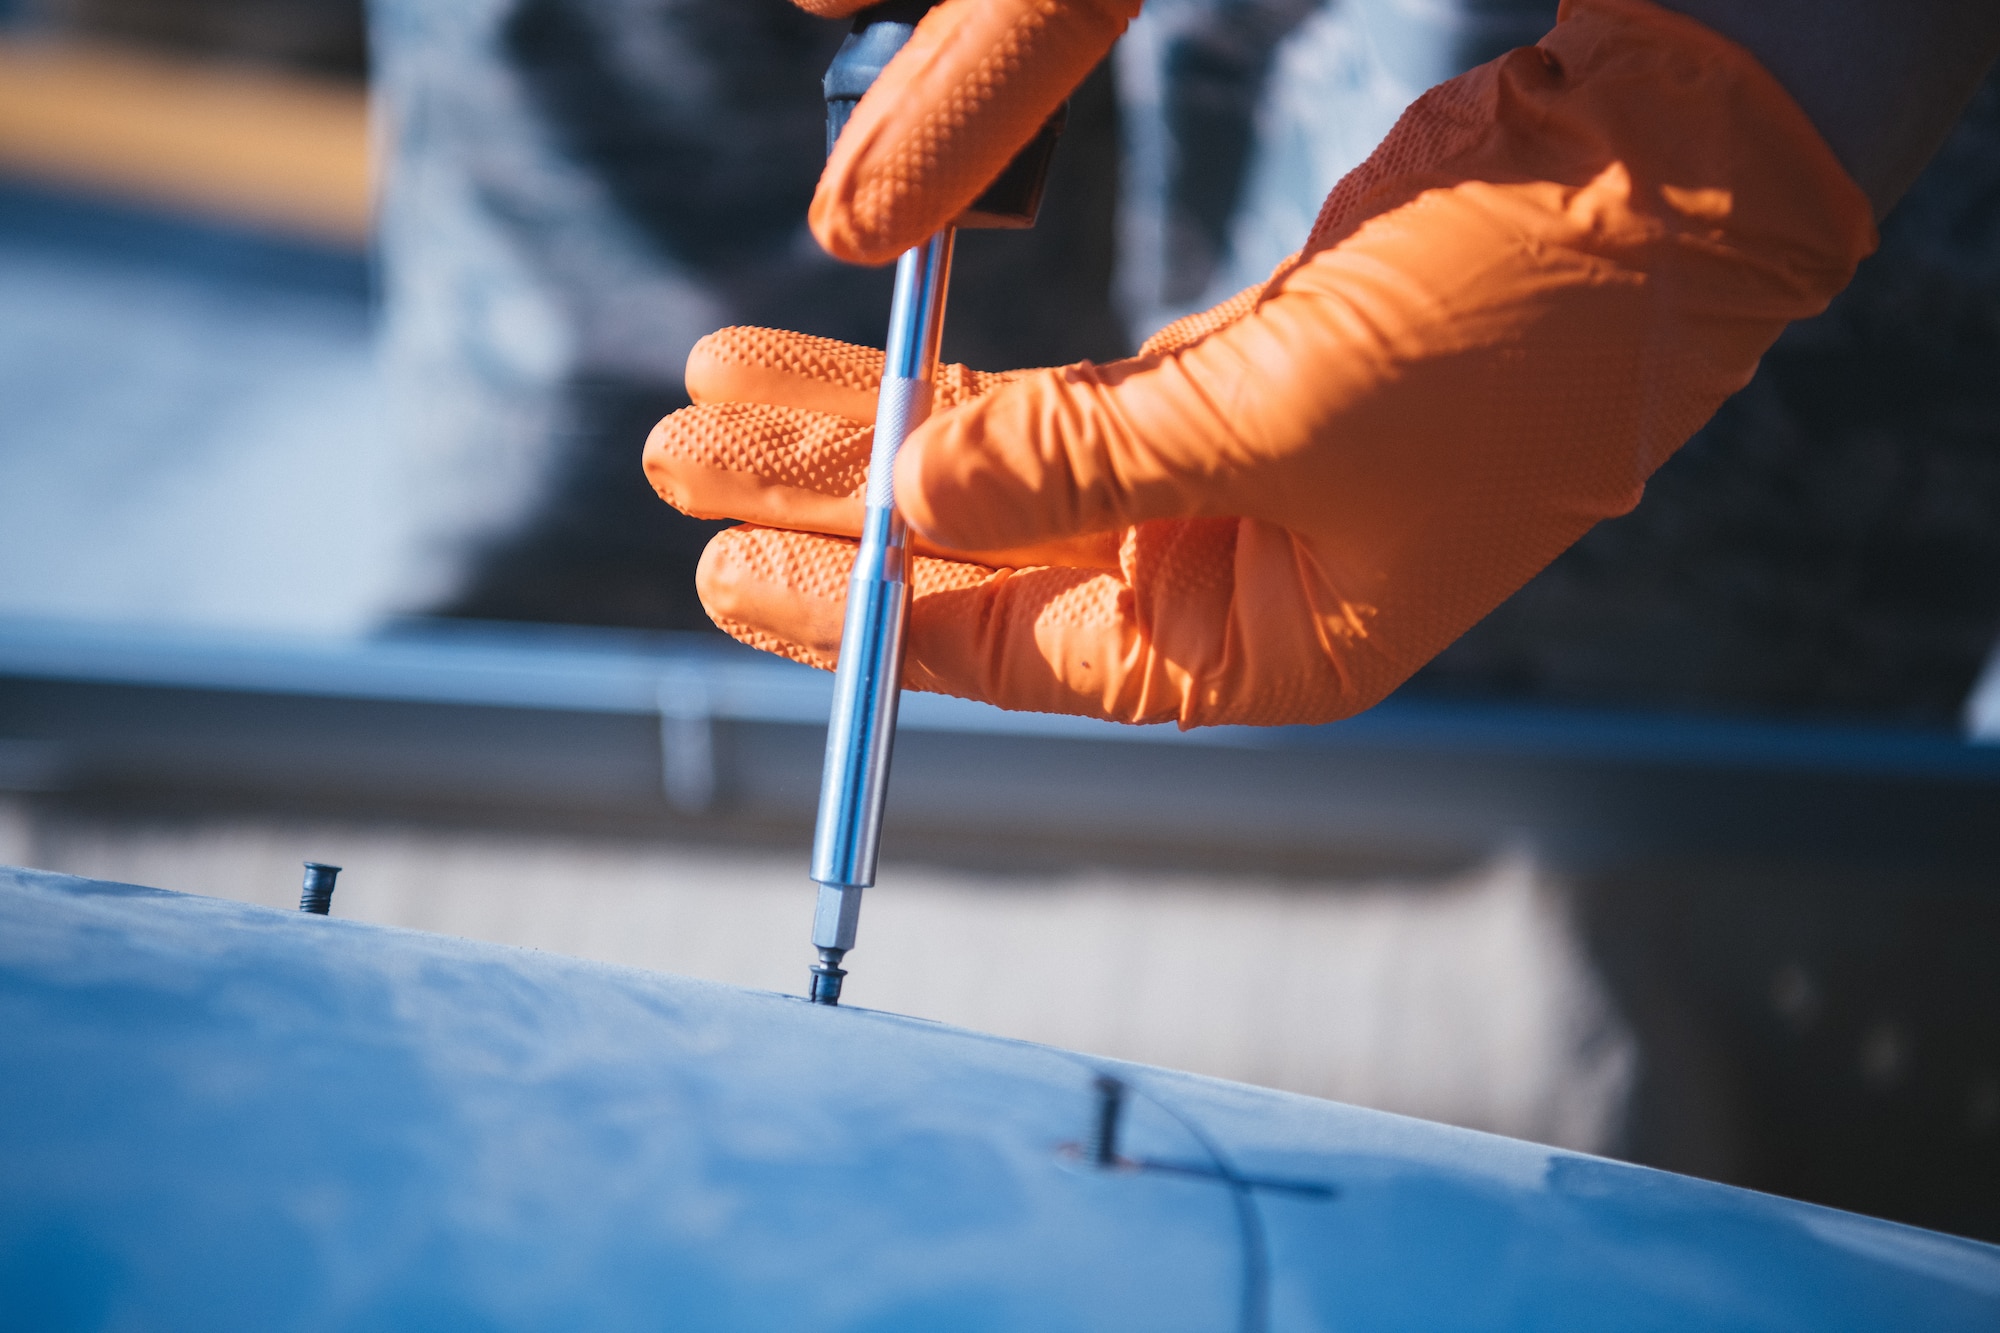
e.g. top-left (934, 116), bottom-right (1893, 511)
top-left (808, 947), bottom-right (848, 1005)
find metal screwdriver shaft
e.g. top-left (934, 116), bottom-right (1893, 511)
top-left (804, 0), bottom-right (1064, 1004)
top-left (807, 229), bottom-right (954, 1005)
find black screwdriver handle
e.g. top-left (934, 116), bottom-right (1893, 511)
top-left (822, 0), bottom-right (1065, 230)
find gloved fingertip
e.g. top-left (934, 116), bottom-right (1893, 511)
top-left (808, 189), bottom-right (904, 268)
top-left (895, 368), bottom-right (1120, 553)
top-left (640, 414), bottom-right (690, 509)
top-left (891, 435), bottom-right (958, 549)
top-left (684, 326), bottom-right (729, 364)
top-left (790, 0), bottom-right (877, 17)
top-left (681, 334), bottom-right (731, 404)
top-left (691, 530), bottom-right (740, 613)
top-left (696, 526), bottom-right (853, 665)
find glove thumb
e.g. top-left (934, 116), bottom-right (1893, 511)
top-left (893, 347), bottom-right (1263, 553)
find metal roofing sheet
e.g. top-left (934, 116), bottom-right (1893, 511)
top-left (3, 867), bottom-right (1996, 1329)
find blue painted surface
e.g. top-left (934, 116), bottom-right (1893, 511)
top-left (2, 866), bottom-right (1997, 1331)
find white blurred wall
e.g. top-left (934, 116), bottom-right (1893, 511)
top-left (0, 227), bottom-right (403, 636)
top-left (0, 797), bottom-right (1634, 1153)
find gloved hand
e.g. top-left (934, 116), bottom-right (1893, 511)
top-left (793, 0), bottom-right (1142, 264)
top-left (646, 0), bottom-right (1875, 727)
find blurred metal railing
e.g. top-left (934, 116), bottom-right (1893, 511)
top-left (2, 614), bottom-right (1997, 873)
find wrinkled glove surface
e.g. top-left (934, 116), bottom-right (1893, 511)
top-left (645, 0), bottom-right (1875, 728)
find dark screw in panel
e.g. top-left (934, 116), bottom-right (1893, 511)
top-left (1090, 1075), bottom-right (1125, 1167)
top-left (808, 947), bottom-right (847, 1005)
top-left (298, 862), bottom-right (342, 915)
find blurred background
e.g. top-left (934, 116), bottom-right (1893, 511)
top-left (1, 0), bottom-right (1997, 1242)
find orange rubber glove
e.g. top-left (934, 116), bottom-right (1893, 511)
top-left (796, 0), bottom-right (1143, 264)
top-left (645, 0), bottom-right (1876, 728)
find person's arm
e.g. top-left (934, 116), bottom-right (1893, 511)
top-left (1657, 0), bottom-right (2000, 218)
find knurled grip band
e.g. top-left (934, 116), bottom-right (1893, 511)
top-left (869, 374), bottom-right (934, 511)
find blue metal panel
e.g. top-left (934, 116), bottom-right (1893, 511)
top-left (2, 867), bottom-right (1996, 1330)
